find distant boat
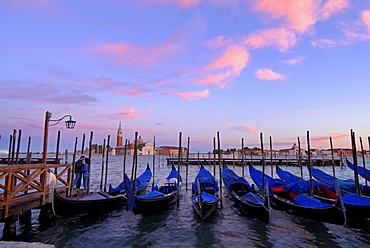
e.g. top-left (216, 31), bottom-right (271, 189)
top-left (191, 165), bottom-right (220, 220)
top-left (133, 164), bottom-right (180, 214)
top-left (222, 165), bottom-right (269, 222)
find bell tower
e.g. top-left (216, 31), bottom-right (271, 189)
top-left (117, 122), bottom-right (123, 147)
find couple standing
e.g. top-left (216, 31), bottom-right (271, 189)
top-left (74, 155), bottom-right (89, 189)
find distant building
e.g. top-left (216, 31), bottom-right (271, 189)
top-left (0, 149), bottom-right (8, 154)
top-left (279, 143), bottom-right (306, 156)
top-left (156, 146), bottom-right (188, 156)
top-left (117, 121), bottom-right (123, 147)
top-left (112, 123), bottom-right (156, 156)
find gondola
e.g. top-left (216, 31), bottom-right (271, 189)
top-left (249, 164), bottom-right (346, 225)
top-left (50, 173), bottom-right (127, 217)
top-left (191, 165), bottom-right (220, 220)
top-left (311, 166), bottom-right (370, 218)
top-left (108, 163), bottom-right (152, 196)
top-left (276, 165), bottom-right (338, 204)
top-left (133, 164), bottom-right (180, 214)
top-left (311, 163), bottom-right (370, 196)
top-left (222, 165), bottom-right (269, 223)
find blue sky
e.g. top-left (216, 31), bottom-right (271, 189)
top-left (1, 0), bottom-right (370, 153)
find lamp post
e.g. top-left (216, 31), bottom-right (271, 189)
top-left (42, 111), bottom-right (76, 164)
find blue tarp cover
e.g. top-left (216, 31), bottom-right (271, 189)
top-left (277, 169), bottom-right (320, 194)
top-left (311, 167), bottom-right (365, 193)
top-left (192, 192), bottom-right (219, 203)
top-left (109, 168), bottom-right (152, 193)
top-left (124, 173), bottom-right (136, 211)
top-left (347, 162), bottom-right (370, 180)
top-left (166, 168), bottom-right (178, 180)
top-left (222, 167), bottom-right (252, 190)
top-left (192, 168), bottom-right (219, 194)
top-left (342, 193), bottom-right (370, 206)
top-left (200, 191), bottom-right (218, 203)
top-left (240, 192), bottom-right (264, 205)
top-left (310, 167), bottom-right (336, 186)
top-left (137, 190), bottom-right (164, 199)
top-left (249, 166), bottom-right (286, 194)
top-left (293, 194), bottom-right (332, 208)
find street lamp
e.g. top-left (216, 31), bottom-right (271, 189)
top-left (42, 111), bottom-right (76, 164)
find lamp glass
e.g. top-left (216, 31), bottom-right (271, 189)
top-left (65, 120), bottom-right (76, 129)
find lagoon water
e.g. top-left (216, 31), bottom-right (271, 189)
top-left (4, 155), bottom-right (370, 247)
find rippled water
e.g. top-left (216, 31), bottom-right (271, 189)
top-left (6, 155), bottom-right (370, 247)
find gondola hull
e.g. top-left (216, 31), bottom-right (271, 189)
top-left (192, 197), bottom-right (219, 220)
top-left (133, 190), bottom-right (180, 214)
top-left (269, 194), bottom-right (346, 225)
top-left (224, 186), bottom-right (270, 223)
top-left (52, 190), bottom-right (126, 217)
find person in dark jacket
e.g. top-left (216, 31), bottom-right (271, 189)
top-left (74, 156), bottom-right (85, 189)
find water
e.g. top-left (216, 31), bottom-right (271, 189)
top-left (6, 155), bottom-right (370, 247)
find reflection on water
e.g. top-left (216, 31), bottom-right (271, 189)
top-left (4, 155), bottom-right (370, 247)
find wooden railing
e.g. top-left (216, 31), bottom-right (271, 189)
top-left (0, 163), bottom-right (72, 219)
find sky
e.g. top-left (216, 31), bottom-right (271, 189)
top-left (1, 0), bottom-right (370, 153)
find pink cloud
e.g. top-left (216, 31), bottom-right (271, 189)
top-left (136, 0), bottom-right (202, 8)
top-left (118, 87), bottom-right (151, 98)
top-left (92, 43), bottom-right (131, 54)
top-left (311, 38), bottom-right (349, 48)
top-left (161, 89), bottom-right (210, 100)
top-left (311, 133), bottom-right (349, 144)
top-left (245, 28), bottom-right (299, 52)
top-left (223, 123), bottom-right (233, 127)
top-left (194, 45), bottom-right (250, 87)
top-left (232, 126), bottom-right (259, 133)
top-left (89, 40), bottom-right (182, 66)
top-left (252, 0), bottom-right (349, 33)
top-left (204, 45), bottom-right (249, 73)
top-left (331, 133), bottom-right (350, 140)
top-left (203, 35), bottom-right (231, 48)
top-left (115, 78), bottom-right (174, 98)
top-left (321, 0), bottom-right (349, 20)
top-left (194, 71), bottom-right (231, 88)
top-left (285, 56), bottom-right (305, 66)
top-left (99, 107), bottom-right (153, 119)
top-left (312, 9), bottom-right (370, 48)
top-left (253, 0), bottom-right (316, 33)
top-left (254, 68), bottom-right (284, 80)
top-left (362, 10), bottom-right (370, 33)
top-left (272, 115), bottom-right (284, 118)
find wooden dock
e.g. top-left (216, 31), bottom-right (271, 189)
top-left (166, 157), bottom-right (342, 167)
top-left (0, 162), bottom-right (83, 240)
top-left (0, 157), bottom-right (62, 165)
